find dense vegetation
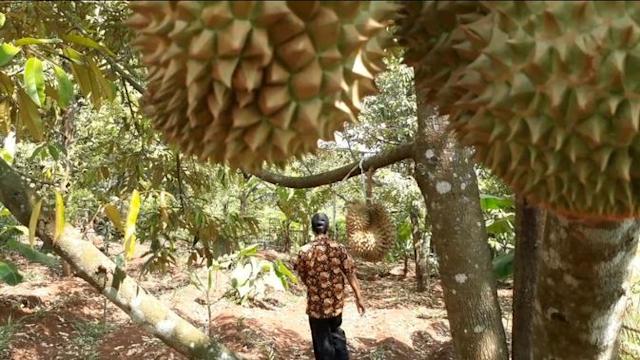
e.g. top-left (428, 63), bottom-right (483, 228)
top-left (0, 2), bottom-right (639, 360)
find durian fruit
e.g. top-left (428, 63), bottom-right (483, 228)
top-left (397, 1), bottom-right (490, 106)
top-left (400, 1), bottom-right (640, 220)
top-left (128, 1), bottom-right (397, 169)
top-left (346, 201), bottom-right (394, 261)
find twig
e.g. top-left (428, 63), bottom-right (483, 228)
top-left (176, 152), bottom-right (187, 215)
top-left (105, 56), bottom-right (145, 94)
top-left (13, 167), bottom-right (57, 186)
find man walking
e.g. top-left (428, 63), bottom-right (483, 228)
top-left (292, 213), bottom-right (365, 360)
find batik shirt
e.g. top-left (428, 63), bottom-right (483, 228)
top-left (293, 234), bottom-right (356, 319)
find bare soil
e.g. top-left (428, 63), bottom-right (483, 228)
top-left (0, 244), bottom-right (512, 360)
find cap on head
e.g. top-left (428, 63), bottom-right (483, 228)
top-left (311, 213), bottom-right (330, 235)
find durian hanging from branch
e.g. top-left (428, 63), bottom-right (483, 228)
top-left (128, 1), bottom-right (397, 169)
top-left (400, 1), bottom-right (640, 220)
top-left (346, 201), bottom-right (394, 262)
top-left (346, 169), bottom-right (394, 262)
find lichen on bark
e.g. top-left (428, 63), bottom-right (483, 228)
top-left (533, 213), bottom-right (640, 359)
top-left (413, 96), bottom-right (508, 360)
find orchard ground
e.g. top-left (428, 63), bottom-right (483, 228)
top-left (0, 241), bottom-right (513, 360)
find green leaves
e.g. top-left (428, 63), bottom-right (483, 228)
top-left (24, 57), bottom-right (45, 106)
top-left (15, 37), bottom-right (61, 46)
top-left (480, 194), bottom-right (514, 211)
top-left (0, 43), bottom-right (20, 67)
top-left (486, 214), bottom-right (515, 236)
top-left (124, 190), bottom-right (141, 260)
top-left (17, 88), bottom-right (43, 141)
top-left (63, 33), bottom-right (115, 57)
top-left (396, 220), bottom-right (412, 242)
top-left (53, 65), bottom-right (73, 108)
top-left (274, 259), bottom-right (298, 288)
top-left (492, 252), bottom-right (514, 280)
top-left (238, 244), bottom-right (259, 258)
top-left (29, 198), bottom-right (42, 248)
top-left (63, 47), bottom-right (114, 109)
top-left (0, 260), bottom-right (23, 285)
top-left (54, 191), bottom-right (65, 242)
top-left (0, 13), bottom-right (5, 28)
top-left (5, 238), bottom-right (59, 268)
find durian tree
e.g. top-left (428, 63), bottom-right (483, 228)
top-left (399, 1), bottom-right (640, 358)
top-left (0, 2), bottom-right (243, 358)
top-left (249, 36), bottom-right (510, 360)
top-left (2, 1), bottom-right (640, 359)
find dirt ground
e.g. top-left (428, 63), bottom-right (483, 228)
top-left (0, 244), bottom-right (513, 360)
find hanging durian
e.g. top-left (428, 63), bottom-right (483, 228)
top-left (346, 201), bottom-right (394, 262)
top-left (128, 1), bottom-right (396, 169)
top-left (400, 1), bottom-right (640, 220)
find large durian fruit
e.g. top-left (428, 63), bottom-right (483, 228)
top-left (346, 201), bottom-right (394, 261)
top-left (128, 1), bottom-right (396, 169)
top-left (400, 1), bottom-right (640, 220)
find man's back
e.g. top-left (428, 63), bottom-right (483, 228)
top-left (293, 234), bottom-right (355, 319)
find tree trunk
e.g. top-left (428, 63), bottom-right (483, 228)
top-left (403, 249), bottom-right (409, 278)
top-left (410, 206), bottom-right (428, 292)
top-left (532, 212), bottom-right (640, 359)
top-left (0, 158), bottom-right (239, 360)
top-left (413, 97), bottom-right (508, 360)
top-left (511, 197), bottom-right (545, 360)
top-left (283, 220), bottom-right (292, 252)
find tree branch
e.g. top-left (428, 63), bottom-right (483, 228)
top-left (249, 142), bottom-right (415, 188)
top-left (0, 159), bottom-right (239, 359)
top-left (105, 56), bottom-right (145, 94)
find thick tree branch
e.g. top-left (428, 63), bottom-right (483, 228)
top-left (250, 142), bottom-right (415, 188)
top-left (0, 159), bottom-right (239, 360)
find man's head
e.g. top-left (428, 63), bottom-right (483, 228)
top-left (311, 213), bottom-right (330, 235)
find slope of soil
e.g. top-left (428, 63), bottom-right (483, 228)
top-left (0, 245), bottom-right (512, 359)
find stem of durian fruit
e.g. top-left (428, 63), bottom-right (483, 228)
top-left (532, 213), bottom-right (640, 359)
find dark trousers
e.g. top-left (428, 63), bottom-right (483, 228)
top-left (308, 314), bottom-right (349, 360)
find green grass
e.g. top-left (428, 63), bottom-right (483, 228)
top-left (0, 316), bottom-right (21, 358)
top-left (71, 320), bottom-right (114, 360)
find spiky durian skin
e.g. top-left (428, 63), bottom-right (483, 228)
top-left (401, 1), bottom-right (640, 219)
top-left (128, 1), bottom-right (396, 169)
top-left (346, 202), bottom-right (394, 261)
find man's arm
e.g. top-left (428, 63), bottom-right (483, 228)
top-left (346, 271), bottom-right (366, 316)
top-left (341, 250), bottom-right (366, 316)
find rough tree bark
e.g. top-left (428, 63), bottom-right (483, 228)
top-left (532, 213), bottom-right (640, 359)
top-left (0, 159), bottom-right (239, 360)
top-left (412, 97), bottom-right (508, 360)
top-left (511, 197), bottom-right (545, 360)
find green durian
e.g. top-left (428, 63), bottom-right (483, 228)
top-left (128, 1), bottom-right (396, 169)
top-left (400, 1), bottom-right (640, 219)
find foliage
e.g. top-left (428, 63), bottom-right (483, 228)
top-left (0, 2), bottom-right (126, 142)
top-left (226, 244), bottom-right (298, 305)
top-left (191, 244), bottom-right (298, 306)
top-left (0, 259), bottom-right (22, 285)
top-left (0, 316), bottom-right (19, 357)
top-left (71, 320), bottom-right (114, 360)
top-left (345, 55), bottom-right (417, 151)
top-left (0, 1), bottom-right (517, 287)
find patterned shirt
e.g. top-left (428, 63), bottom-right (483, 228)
top-left (293, 234), bottom-right (356, 319)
